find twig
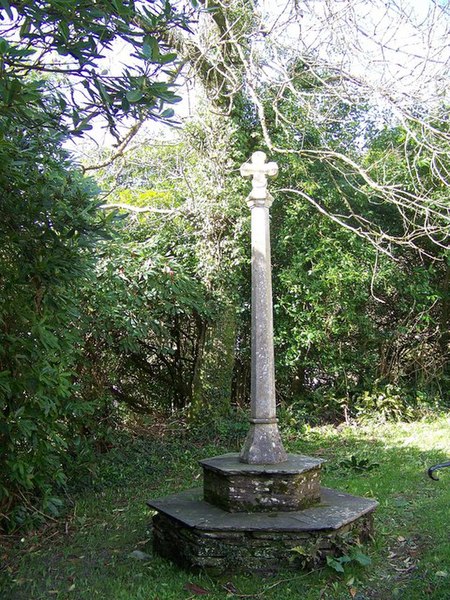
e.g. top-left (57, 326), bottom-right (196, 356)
top-left (18, 491), bottom-right (58, 523)
top-left (222, 571), bottom-right (317, 598)
top-left (82, 121), bottom-right (143, 173)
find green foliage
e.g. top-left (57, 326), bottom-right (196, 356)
top-left (83, 114), bottom-right (250, 417)
top-left (272, 188), bottom-right (446, 418)
top-left (290, 526), bottom-right (373, 572)
top-left (218, 74), bottom-right (447, 417)
top-left (1, 0), bottom-right (448, 531)
top-left (354, 386), bottom-right (420, 423)
top-left (326, 546), bottom-right (372, 574)
top-left (336, 455), bottom-right (380, 473)
top-left (365, 125), bottom-right (450, 248)
top-left (290, 537), bottom-right (328, 569)
top-left (0, 89), bottom-right (105, 529)
top-left (91, 97), bottom-right (449, 423)
top-left (0, 0), bottom-right (192, 137)
top-left (4, 416), bottom-right (449, 599)
top-left (249, 81), bottom-right (450, 418)
top-left (0, 0), bottom-right (197, 532)
top-left (82, 214), bottom-right (218, 413)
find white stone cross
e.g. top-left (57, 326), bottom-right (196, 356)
top-left (240, 151), bottom-right (279, 202)
top-left (239, 151), bottom-right (287, 464)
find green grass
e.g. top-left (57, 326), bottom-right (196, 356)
top-left (1, 415), bottom-right (450, 600)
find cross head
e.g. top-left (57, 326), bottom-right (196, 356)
top-left (240, 151), bottom-right (278, 201)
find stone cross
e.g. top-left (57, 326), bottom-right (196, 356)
top-left (239, 151), bottom-right (288, 464)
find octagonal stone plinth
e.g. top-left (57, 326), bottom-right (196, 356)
top-left (201, 453), bottom-right (324, 512)
top-left (148, 487), bottom-right (378, 573)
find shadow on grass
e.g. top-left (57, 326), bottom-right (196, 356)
top-left (1, 418), bottom-right (449, 600)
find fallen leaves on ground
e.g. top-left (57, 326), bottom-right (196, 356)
top-left (184, 582), bottom-right (210, 595)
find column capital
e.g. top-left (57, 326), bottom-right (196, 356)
top-left (246, 193), bottom-right (274, 210)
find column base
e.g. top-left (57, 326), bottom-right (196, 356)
top-left (240, 422), bottom-right (287, 464)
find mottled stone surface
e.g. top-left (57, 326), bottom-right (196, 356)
top-left (147, 151), bottom-right (379, 572)
top-left (201, 453), bottom-right (324, 512)
top-left (200, 453), bottom-right (324, 475)
top-left (148, 487), bottom-right (377, 531)
top-left (149, 487), bottom-right (377, 573)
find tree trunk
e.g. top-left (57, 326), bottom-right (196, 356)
top-left (189, 303), bottom-right (236, 421)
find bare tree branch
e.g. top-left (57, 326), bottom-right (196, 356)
top-left (99, 203), bottom-right (177, 214)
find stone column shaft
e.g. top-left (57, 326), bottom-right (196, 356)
top-left (251, 202), bottom-right (275, 420)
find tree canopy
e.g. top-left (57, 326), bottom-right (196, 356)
top-left (0, 0), bottom-right (192, 140)
top-left (162, 0), bottom-right (450, 256)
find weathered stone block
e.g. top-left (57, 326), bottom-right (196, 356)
top-left (149, 487), bottom-right (377, 573)
top-left (200, 453), bottom-right (324, 512)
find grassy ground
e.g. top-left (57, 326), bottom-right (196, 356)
top-left (1, 414), bottom-right (449, 600)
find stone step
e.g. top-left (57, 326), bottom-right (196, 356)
top-left (148, 486), bottom-right (378, 573)
top-left (200, 453), bottom-right (324, 512)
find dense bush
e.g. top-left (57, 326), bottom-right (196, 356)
top-left (0, 0), bottom-right (193, 531)
top-left (0, 98), bottom-right (105, 530)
